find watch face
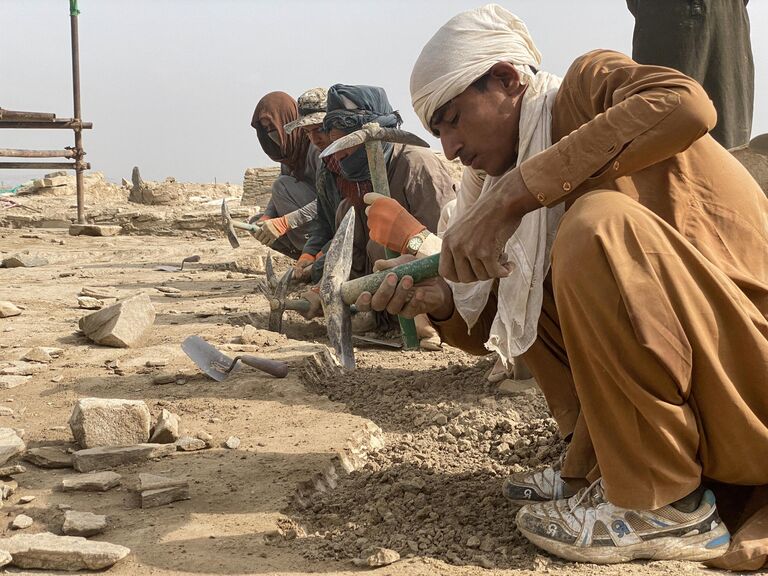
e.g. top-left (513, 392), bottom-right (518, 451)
top-left (408, 236), bottom-right (422, 251)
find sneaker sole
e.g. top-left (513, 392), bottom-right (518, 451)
top-left (519, 522), bottom-right (730, 564)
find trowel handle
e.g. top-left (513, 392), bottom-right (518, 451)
top-left (231, 220), bottom-right (261, 233)
top-left (233, 355), bottom-right (289, 378)
top-left (340, 253), bottom-right (440, 306)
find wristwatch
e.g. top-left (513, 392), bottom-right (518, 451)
top-left (406, 230), bottom-right (430, 255)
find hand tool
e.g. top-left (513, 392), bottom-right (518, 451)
top-left (221, 199), bottom-right (262, 249)
top-left (319, 210), bottom-right (439, 369)
top-left (181, 335), bottom-right (288, 380)
top-left (321, 122), bottom-right (430, 350)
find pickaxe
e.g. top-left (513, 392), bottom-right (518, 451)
top-left (319, 209), bottom-right (439, 369)
top-left (320, 122), bottom-right (430, 350)
top-left (261, 254), bottom-right (361, 333)
top-left (221, 199), bottom-right (261, 249)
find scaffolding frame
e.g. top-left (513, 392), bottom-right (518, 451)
top-left (0, 1), bottom-right (91, 224)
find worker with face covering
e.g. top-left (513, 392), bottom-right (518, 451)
top-left (300, 84), bottom-right (457, 348)
top-left (360, 3), bottom-right (768, 569)
top-left (250, 91), bottom-right (319, 258)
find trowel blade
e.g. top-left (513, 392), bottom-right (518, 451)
top-left (181, 335), bottom-right (236, 382)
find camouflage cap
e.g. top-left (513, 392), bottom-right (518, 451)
top-left (284, 87), bottom-right (328, 134)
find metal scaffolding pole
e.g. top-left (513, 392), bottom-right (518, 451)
top-left (70, 0), bottom-right (86, 224)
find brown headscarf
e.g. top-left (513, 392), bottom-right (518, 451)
top-left (251, 92), bottom-right (311, 182)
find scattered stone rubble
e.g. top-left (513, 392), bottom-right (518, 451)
top-left (0, 302), bottom-right (22, 318)
top-left (62, 510), bottom-right (108, 537)
top-left (78, 293), bottom-right (156, 348)
top-left (149, 408), bottom-right (180, 443)
top-left (134, 473), bottom-right (190, 508)
top-left (69, 398), bottom-right (151, 448)
top-left (1, 253), bottom-right (49, 268)
top-left (61, 471), bottom-right (121, 492)
top-left (289, 355), bottom-right (566, 569)
top-left (11, 514), bottom-right (33, 530)
top-left (24, 446), bottom-right (73, 469)
top-left (241, 166), bottom-right (280, 206)
top-left (0, 428), bottom-right (25, 466)
top-left (73, 443), bottom-right (176, 473)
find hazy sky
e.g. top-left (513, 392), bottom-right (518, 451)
top-left (2, 0), bottom-right (766, 187)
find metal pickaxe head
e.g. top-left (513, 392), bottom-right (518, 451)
top-left (319, 208), bottom-right (356, 369)
top-left (265, 254), bottom-right (278, 291)
top-left (221, 199), bottom-right (240, 249)
top-left (267, 268), bottom-right (293, 333)
top-left (319, 122), bottom-right (430, 159)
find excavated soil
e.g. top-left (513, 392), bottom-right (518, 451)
top-left (0, 183), bottom-right (721, 575)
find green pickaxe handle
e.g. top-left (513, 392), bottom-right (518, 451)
top-left (340, 253), bottom-right (440, 306)
top-left (366, 140), bottom-right (420, 350)
top-left (231, 220), bottom-right (261, 233)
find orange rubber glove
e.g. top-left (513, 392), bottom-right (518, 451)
top-left (364, 192), bottom-right (426, 254)
top-left (293, 253), bottom-right (316, 282)
top-left (252, 216), bottom-right (289, 246)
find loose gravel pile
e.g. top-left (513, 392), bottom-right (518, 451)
top-left (288, 349), bottom-right (567, 568)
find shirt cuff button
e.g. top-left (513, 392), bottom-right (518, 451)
top-left (562, 182), bottom-right (572, 192)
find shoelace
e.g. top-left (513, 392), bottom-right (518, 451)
top-left (569, 477), bottom-right (604, 513)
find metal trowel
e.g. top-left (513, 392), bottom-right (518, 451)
top-left (181, 335), bottom-right (288, 380)
top-left (155, 255), bottom-right (201, 272)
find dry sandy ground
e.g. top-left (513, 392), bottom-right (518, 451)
top-left (0, 220), bottom-right (725, 576)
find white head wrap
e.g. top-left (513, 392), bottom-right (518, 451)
top-left (410, 4), bottom-right (542, 131)
top-left (411, 4), bottom-right (564, 364)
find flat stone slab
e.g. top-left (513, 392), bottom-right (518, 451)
top-left (0, 302), bottom-right (22, 318)
top-left (69, 397), bottom-right (151, 448)
top-left (11, 514), bottom-right (33, 530)
top-left (62, 510), bottom-right (107, 537)
top-left (77, 296), bottom-right (104, 309)
top-left (0, 428), bottom-right (25, 466)
top-left (80, 286), bottom-right (119, 299)
top-left (140, 485), bottom-right (190, 508)
top-left (22, 347), bottom-right (62, 363)
top-left (0, 464), bottom-right (26, 477)
top-left (175, 436), bottom-right (206, 451)
top-left (68, 224), bottom-right (122, 237)
top-left (137, 473), bottom-right (186, 492)
top-left (72, 443), bottom-right (176, 472)
top-left (24, 447), bottom-right (74, 469)
top-left (0, 532), bottom-right (129, 570)
top-left (1, 254), bottom-right (48, 268)
top-left (0, 361), bottom-right (42, 376)
top-left (0, 375), bottom-right (31, 390)
top-left (61, 471), bottom-right (121, 492)
top-left (78, 293), bottom-right (155, 348)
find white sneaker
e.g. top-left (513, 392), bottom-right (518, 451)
top-left (502, 458), bottom-right (568, 505)
top-left (516, 479), bottom-right (730, 564)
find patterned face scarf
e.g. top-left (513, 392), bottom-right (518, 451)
top-left (323, 154), bottom-right (371, 209)
top-left (323, 84), bottom-right (402, 185)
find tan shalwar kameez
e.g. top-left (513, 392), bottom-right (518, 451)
top-left (434, 50), bottom-right (768, 570)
